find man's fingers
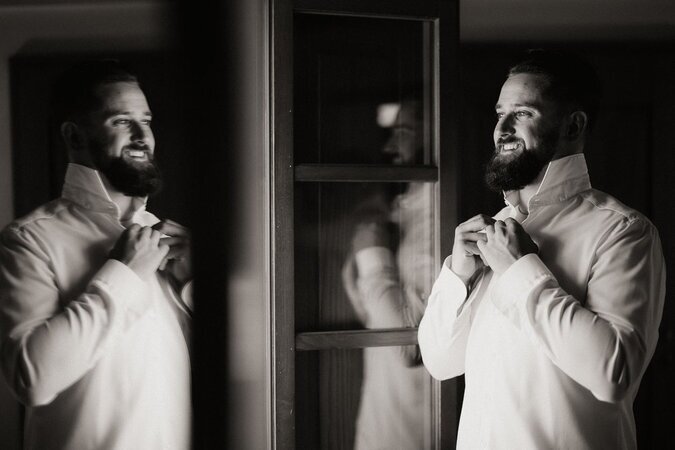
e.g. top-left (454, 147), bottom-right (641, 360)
top-left (121, 223), bottom-right (141, 240)
top-left (160, 236), bottom-right (188, 246)
top-left (457, 231), bottom-right (488, 243)
top-left (456, 214), bottom-right (496, 233)
top-left (504, 217), bottom-right (521, 231)
top-left (165, 244), bottom-right (189, 260)
top-left (160, 237), bottom-right (190, 260)
top-left (464, 241), bottom-right (482, 255)
top-left (153, 220), bottom-right (190, 237)
top-left (127, 223), bottom-right (141, 234)
top-left (139, 226), bottom-right (154, 241)
top-left (158, 243), bottom-right (171, 257)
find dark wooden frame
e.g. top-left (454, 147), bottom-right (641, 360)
top-left (271, 0), bottom-right (460, 448)
top-left (295, 164), bottom-right (438, 182)
top-left (296, 328), bottom-right (418, 350)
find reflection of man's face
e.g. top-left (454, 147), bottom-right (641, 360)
top-left (82, 81), bottom-right (162, 197)
top-left (486, 73), bottom-right (563, 192)
top-left (381, 102), bottom-right (423, 165)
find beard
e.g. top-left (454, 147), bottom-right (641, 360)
top-left (93, 146), bottom-right (163, 197)
top-left (485, 132), bottom-right (559, 193)
top-left (103, 156), bottom-right (163, 197)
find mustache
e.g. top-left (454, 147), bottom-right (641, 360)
top-left (124, 143), bottom-right (151, 152)
top-left (494, 138), bottom-right (524, 154)
top-left (496, 137), bottom-right (523, 146)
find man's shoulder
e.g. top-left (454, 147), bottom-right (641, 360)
top-left (580, 189), bottom-right (651, 225)
top-left (2, 198), bottom-right (73, 239)
top-left (578, 189), bottom-right (658, 239)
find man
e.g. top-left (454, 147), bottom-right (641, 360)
top-left (342, 100), bottom-right (433, 450)
top-left (0, 61), bottom-right (192, 449)
top-left (418, 50), bottom-right (665, 449)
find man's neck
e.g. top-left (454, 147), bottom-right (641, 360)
top-left (515, 165), bottom-right (547, 215)
top-left (99, 174), bottom-right (141, 222)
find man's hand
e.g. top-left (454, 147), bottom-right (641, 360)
top-left (109, 224), bottom-right (170, 280)
top-left (477, 218), bottom-right (538, 275)
top-left (451, 214), bottom-right (495, 285)
top-left (153, 219), bottom-right (192, 287)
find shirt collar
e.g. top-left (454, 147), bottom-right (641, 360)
top-left (503, 153), bottom-right (592, 212)
top-left (61, 163), bottom-right (148, 221)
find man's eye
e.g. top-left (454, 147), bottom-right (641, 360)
top-left (496, 112), bottom-right (504, 119)
top-left (141, 119), bottom-right (152, 126)
top-left (113, 119), bottom-right (130, 126)
top-left (516, 111), bottom-right (532, 118)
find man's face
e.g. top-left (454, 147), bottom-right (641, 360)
top-left (81, 81), bottom-right (161, 197)
top-left (381, 102), bottom-right (423, 165)
top-left (486, 73), bottom-right (564, 192)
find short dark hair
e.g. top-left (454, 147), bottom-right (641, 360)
top-left (52, 59), bottom-right (139, 124)
top-left (507, 49), bottom-right (602, 129)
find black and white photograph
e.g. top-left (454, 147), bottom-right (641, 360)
top-left (0, 1), bottom-right (673, 449)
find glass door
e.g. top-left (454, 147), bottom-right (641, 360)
top-left (271, 1), bottom-right (459, 448)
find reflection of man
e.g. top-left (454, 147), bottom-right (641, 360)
top-left (342, 100), bottom-right (433, 450)
top-left (419, 50), bottom-right (665, 449)
top-left (0, 61), bottom-right (192, 449)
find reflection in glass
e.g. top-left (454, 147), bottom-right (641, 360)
top-left (294, 177), bottom-right (435, 333)
top-left (342, 101), bottom-right (434, 450)
top-left (293, 12), bottom-right (437, 450)
top-left (294, 13), bottom-right (431, 165)
top-left (296, 348), bottom-right (432, 450)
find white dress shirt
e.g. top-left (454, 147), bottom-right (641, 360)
top-left (418, 154), bottom-right (666, 450)
top-left (0, 164), bottom-right (192, 450)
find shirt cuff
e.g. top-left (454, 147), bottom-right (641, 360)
top-left (354, 246), bottom-right (395, 277)
top-left (94, 259), bottom-right (149, 317)
top-left (431, 256), bottom-right (469, 310)
top-left (491, 253), bottom-right (553, 318)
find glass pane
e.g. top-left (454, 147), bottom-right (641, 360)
top-left (296, 348), bottom-right (433, 450)
top-left (295, 182), bottom-right (436, 331)
top-left (294, 13), bottom-right (434, 165)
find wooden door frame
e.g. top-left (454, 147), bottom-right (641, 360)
top-left (271, 0), bottom-right (460, 448)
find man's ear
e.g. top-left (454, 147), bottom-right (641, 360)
top-left (566, 111), bottom-right (588, 141)
top-left (60, 122), bottom-right (87, 163)
top-left (61, 122), bottom-right (82, 149)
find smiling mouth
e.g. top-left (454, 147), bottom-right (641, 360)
top-left (498, 141), bottom-right (523, 153)
top-left (124, 149), bottom-right (149, 160)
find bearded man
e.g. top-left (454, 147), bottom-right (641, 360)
top-left (0, 61), bottom-right (192, 450)
top-left (418, 50), bottom-right (665, 449)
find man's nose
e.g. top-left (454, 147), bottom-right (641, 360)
top-left (130, 121), bottom-right (149, 142)
top-left (495, 113), bottom-right (515, 138)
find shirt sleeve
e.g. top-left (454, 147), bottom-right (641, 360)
top-left (490, 217), bottom-right (666, 403)
top-left (353, 246), bottom-right (425, 367)
top-left (417, 256), bottom-right (489, 380)
top-left (0, 225), bottom-right (151, 406)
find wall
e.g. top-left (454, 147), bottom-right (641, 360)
top-left (0, 2), bottom-right (170, 448)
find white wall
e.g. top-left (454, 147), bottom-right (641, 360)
top-left (0, 2), bottom-right (170, 448)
